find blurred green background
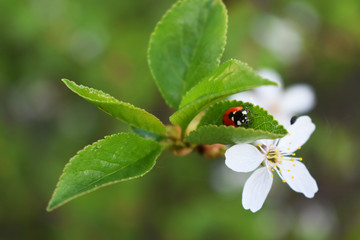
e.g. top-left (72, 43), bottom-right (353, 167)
top-left (1, 0), bottom-right (359, 239)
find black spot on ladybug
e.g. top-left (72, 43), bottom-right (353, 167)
top-left (223, 106), bottom-right (256, 127)
top-left (229, 109), bottom-right (252, 127)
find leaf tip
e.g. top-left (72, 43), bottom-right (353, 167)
top-left (61, 78), bottom-right (70, 84)
top-left (46, 196), bottom-right (73, 212)
top-left (61, 78), bottom-right (75, 89)
top-left (260, 77), bottom-right (278, 87)
top-left (46, 200), bottom-right (57, 212)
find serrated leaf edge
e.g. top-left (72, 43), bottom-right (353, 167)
top-left (198, 99), bottom-right (287, 134)
top-left (169, 60), bottom-right (277, 129)
top-left (181, 0), bottom-right (228, 96)
top-left (147, 0), bottom-right (228, 109)
top-left (147, 0), bottom-right (183, 109)
top-left (185, 124), bottom-right (286, 144)
top-left (179, 59), bottom-right (277, 108)
top-left (47, 133), bottom-right (162, 211)
top-left (62, 79), bottom-right (166, 135)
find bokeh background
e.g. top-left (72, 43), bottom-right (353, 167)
top-left (1, 0), bottom-right (359, 239)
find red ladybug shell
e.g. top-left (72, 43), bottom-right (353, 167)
top-left (222, 106), bottom-right (243, 127)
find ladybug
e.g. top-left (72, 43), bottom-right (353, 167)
top-left (222, 106), bottom-right (254, 127)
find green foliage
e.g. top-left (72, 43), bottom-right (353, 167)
top-left (131, 126), bottom-right (166, 142)
top-left (186, 125), bottom-right (284, 145)
top-left (186, 100), bottom-right (287, 144)
top-left (0, 0), bottom-right (358, 236)
top-left (62, 79), bottom-right (166, 135)
top-left (170, 59), bottom-right (277, 130)
top-left (47, 133), bottom-right (162, 211)
top-left (49, 0), bottom-right (283, 210)
top-left (148, 0), bottom-right (227, 109)
top-left (198, 100), bottom-right (287, 134)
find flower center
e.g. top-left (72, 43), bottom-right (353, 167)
top-left (267, 148), bottom-right (280, 163)
top-left (258, 144), bottom-right (280, 164)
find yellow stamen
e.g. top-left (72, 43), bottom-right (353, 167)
top-left (298, 146), bottom-right (301, 150)
top-left (293, 164), bottom-right (296, 167)
top-left (287, 169), bottom-right (290, 172)
top-left (299, 158), bottom-right (303, 161)
top-left (282, 179), bottom-right (286, 183)
top-left (291, 176), bottom-right (294, 179)
top-left (292, 153), bottom-right (296, 156)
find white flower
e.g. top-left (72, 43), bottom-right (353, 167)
top-left (230, 69), bottom-right (316, 126)
top-left (225, 116), bottom-right (318, 212)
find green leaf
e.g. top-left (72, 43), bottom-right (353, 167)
top-left (148, 0), bottom-right (227, 109)
top-left (62, 79), bottom-right (165, 135)
top-left (185, 100), bottom-right (287, 144)
top-left (170, 59), bottom-right (277, 130)
top-left (186, 100), bottom-right (287, 144)
top-left (131, 126), bottom-right (166, 142)
top-left (197, 100), bottom-right (287, 134)
top-left (47, 133), bottom-right (162, 211)
top-left (185, 125), bottom-right (286, 145)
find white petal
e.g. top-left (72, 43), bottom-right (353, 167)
top-left (225, 144), bottom-right (264, 172)
top-left (273, 115), bottom-right (293, 127)
top-left (278, 115), bottom-right (315, 153)
top-left (242, 167), bottom-right (273, 212)
top-left (229, 91), bottom-right (256, 104)
top-left (278, 160), bottom-right (318, 198)
top-left (255, 139), bottom-right (275, 148)
top-left (253, 85), bottom-right (282, 106)
top-left (281, 84), bottom-right (316, 115)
